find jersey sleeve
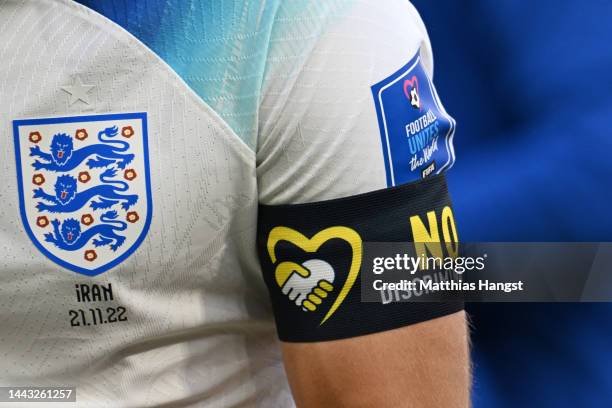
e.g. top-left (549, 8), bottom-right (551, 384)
top-left (255, 0), bottom-right (462, 342)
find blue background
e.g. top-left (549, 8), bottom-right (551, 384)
top-left (410, 0), bottom-right (612, 406)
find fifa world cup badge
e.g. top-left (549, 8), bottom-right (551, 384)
top-left (371, 52), bottom-right (456, 186)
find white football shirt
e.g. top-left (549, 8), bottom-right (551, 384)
top-left (0, 0), bottom-right (454, 406)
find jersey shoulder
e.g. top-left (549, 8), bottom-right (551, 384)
top-left (75, 0), bottom-right (377, 150)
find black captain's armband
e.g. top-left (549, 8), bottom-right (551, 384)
top-left (257, 174), bottom-right (463, 342)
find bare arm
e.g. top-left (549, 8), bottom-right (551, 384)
top-left (257, 1), bottom-right (470, 405)
top-left (282, 311), bottom-right (470, 408)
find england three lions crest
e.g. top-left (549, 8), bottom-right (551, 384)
top-left (13, 113), bottom-right (152, 276)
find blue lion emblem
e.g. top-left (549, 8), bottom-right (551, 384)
top-left (14, 112), bottom-right (151, 276)
top-left (44, 210), bottom-right (127, 252)
top-left (30, 126), bottom-right (135, 172)
top-left (34, 167), bottom-right (138, 213)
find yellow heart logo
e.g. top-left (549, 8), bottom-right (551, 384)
top-left (267, 226), bottom-right (362, 324)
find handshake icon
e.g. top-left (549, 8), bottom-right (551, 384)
top-left (275, 259), bottom-right (335, 312)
